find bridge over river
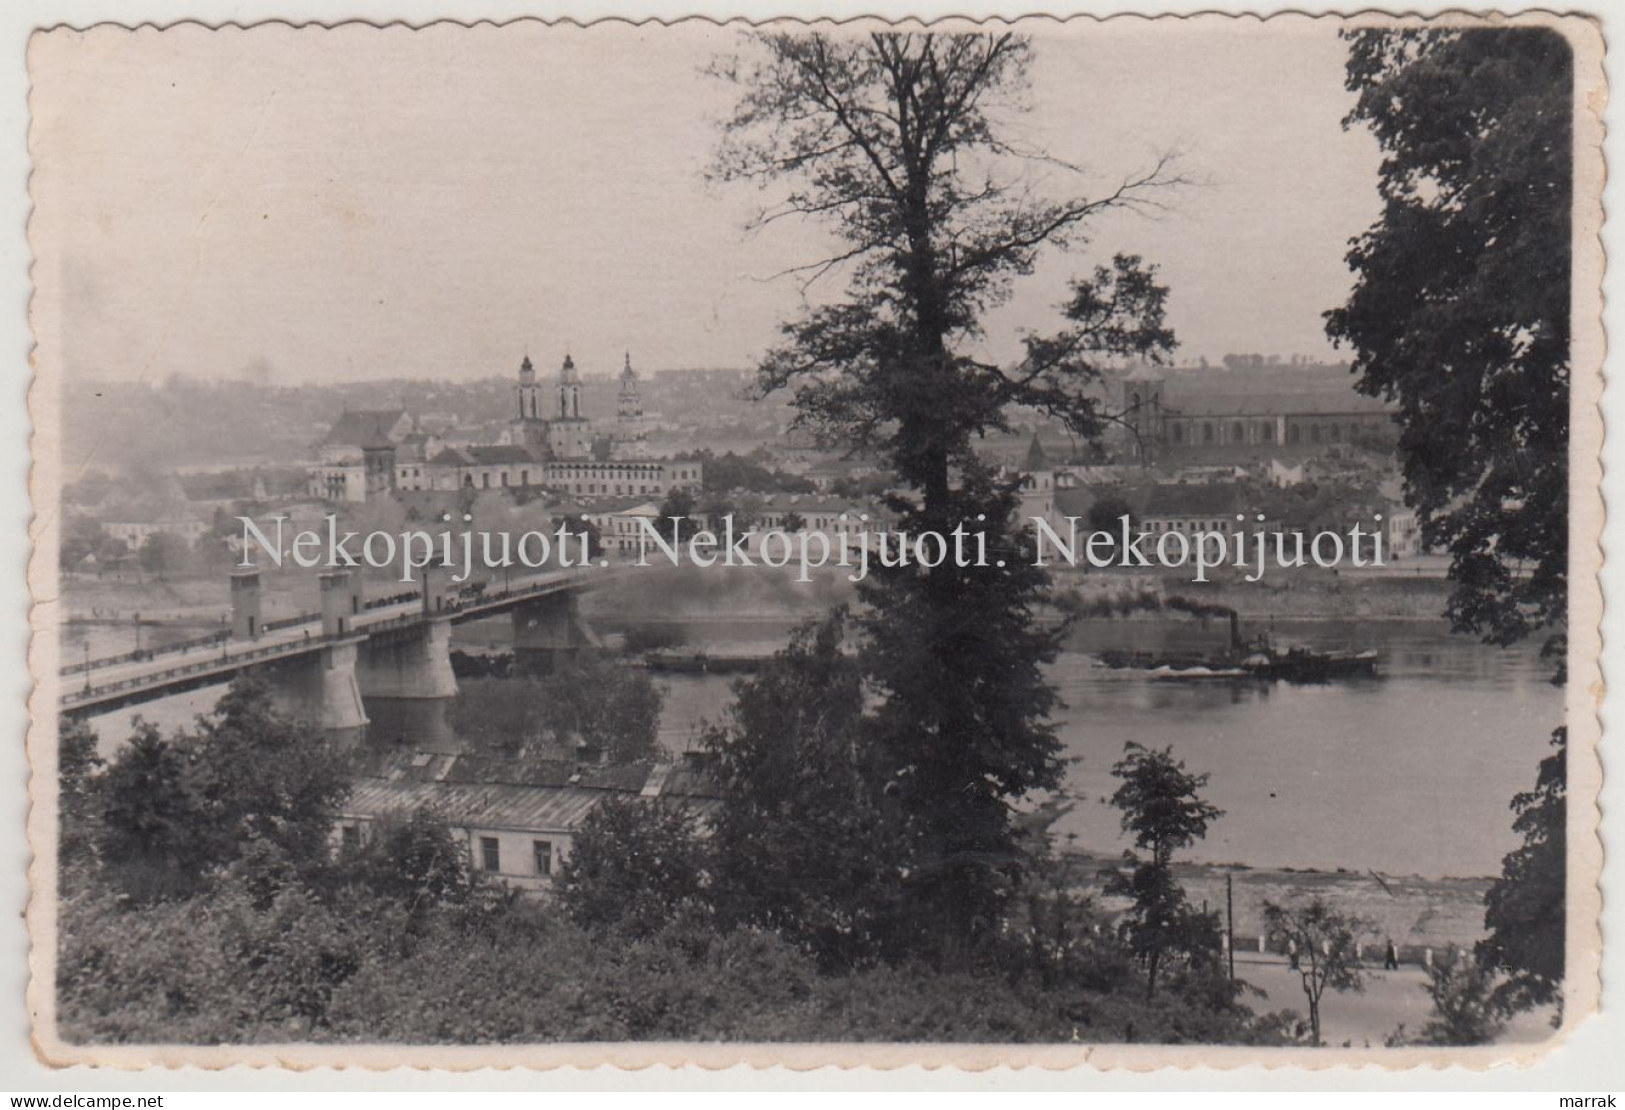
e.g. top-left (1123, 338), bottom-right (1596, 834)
top-left (59, 563), bottom-right (603, 745)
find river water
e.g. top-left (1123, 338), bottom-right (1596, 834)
top-left (82, 616), bottom-right (1562, 881)
top-left (644, 618), bottom-right (1563, 880)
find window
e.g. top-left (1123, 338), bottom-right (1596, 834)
top-left (480, 836), bottom-right (500, 873)
top-left (341, 825), bottom-right (360, 852)
top-left (1231, 422), bottom-right (1245, 443)
top-left (533, 840), bottom-right (553, 877)
top-left (1261, 424), bottom-right (1274, 443)
top-left (1172, 424), bottom-right (1185, 444)
top-left (1202, 423), bottom-right (1215, 444)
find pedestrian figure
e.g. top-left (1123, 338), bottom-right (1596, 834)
top-left (1384, 939), bottom-right (1399, 970)
top-left (1287, 936), bottom-right (1300, 971)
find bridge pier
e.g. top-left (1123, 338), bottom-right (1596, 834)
top-left (262, 639), bottom-right (369, 748)
top-left (511, 590), bottom-right (600, 674)
top-left (355, 616), bottom-right (459, 749)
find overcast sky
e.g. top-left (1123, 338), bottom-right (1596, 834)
top-left (29, 18), bottom-right (1383, 386)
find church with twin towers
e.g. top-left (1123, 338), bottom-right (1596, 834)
top-left (511, 350), bottom-right (648, 462)
top-left (309, 350), bottom-right (703, 504)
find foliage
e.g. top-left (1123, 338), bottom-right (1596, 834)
top-left (57, 716), bottom-right (104, 881)
top-left (1327, 28), bottom-right (1572, 660)
top-left (58, 878), bottom-right (371, 1043)
top-left (1086, 492), bottom-right (1134, 540)
top-left (1104, 743), bottom-right (1224, 1000)
top-left (1109, 743), bottom-right (1223, 867)
top-left (656, 487), bottom-right (701, 544)
top-left (855, 471), bottom-right (1068, 946)
top-left (695, 449), bottom-right (816, 495)
top-left (557, 796), bottom-right (712, 939)
top-left (1478, 726), bottom-right (1566, 1015)
top-left (711, 31), bottom-right (1180, 953)
top-left (343, 808), bottom-right (483, 917)
top-left (1412, 949), bottom-right (1507, 1046)
top-left (1328, 26), bottom-right (1575, 1027)
top-left (57, 875), bottom-right (1285, 1045)
top-left (703, 611), bottom-right (901, 967)
top-left (450, 658), bottom-right (664, 763)
top-left (1262, 897), bottom-right (1368, 1046)
top-left (186, 679), bottom-right (353, 875)
top-left (97, 721), bottom-right (212, 900)
top-left (136, 532), bottom-right (193, 579)
top-left (96, 679), bottom-right (351, 901)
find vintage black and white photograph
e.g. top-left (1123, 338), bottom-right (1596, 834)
top-left (25, 13), bottom-right (1602, 1065)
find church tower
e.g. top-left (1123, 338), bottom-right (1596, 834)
top-left (617, 352), bottom-right (642, 423)
top-left (557, 353), bottom-right (582, 420)
top-left (517, 355), bottom-right (542, 421)
top-left (511, 354), bottom-right (550, 452)
top-left (612, 352), bottom-right (650, 459)
top-left (548, 353), bottom-right (591, 460)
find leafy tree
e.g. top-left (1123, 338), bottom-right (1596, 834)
top-left (1328, 27), bottom-right (1576, 1021)
top-left (58, 717), bottom-right (104, 878)
top-left (712, 31), bottom-right (1180, 950)
top-left (350, 808), bottom-right (482, 917)
top-left (97, 680), bottom-right (350, 898)
top-left (98, 722), bottom-right (210, 900)
top-left (58, 516), bottom-right (108, 574)
top-left (451, 660), bottom-right (664, 764)
top-left (657, 487), bottom-right (701, 545)
top-left (448, 677), bottom-right (548, 755)
top-left (1478, 726), bottom-right (1566, 1015)
top-left (781, 510), bottom-right (807, 534)
top-left (136, 531), bottom-right (192, 580)
top-left (1412, 948), bottom-right (1506, 1046)
top-left (1086, 492), bottom-right (1134, 546)
top-left (698, 449), bottom-right (816, 495)
top-left (1326, 27), bottom-right (1571, 659)
top-left (704, 612), bottom-right (900, 966)
top-left (558, 796), bottom-right (711, 938)
top-left (186, 678), bottom-right (352, 876)
top-left (1262, 897), bottom-right (1367, 1046)
top-left (1105, 743), bottom-right (1224, 999)
top-left (539, 656), bottom-right (665, 764)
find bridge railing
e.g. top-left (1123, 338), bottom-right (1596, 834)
top-left (59, 569), bottom-right (595, 693)
top-left (61, 628), bottom-right (232, 677)
top-left (263, 611), bottom-right (322, 633)
top-left (61, 633), bottom-right (340, 707)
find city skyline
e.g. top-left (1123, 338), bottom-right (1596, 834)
top-left (31, 18), bottom-right (1382, 386)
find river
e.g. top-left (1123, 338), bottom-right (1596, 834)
top-left (81, 616), bottom-right (1562, 881)
top-left (633, 617), bottom-right (1563, 879)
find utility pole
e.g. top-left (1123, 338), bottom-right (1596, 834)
top-left (1226, 872), bottom-right (1236, 983)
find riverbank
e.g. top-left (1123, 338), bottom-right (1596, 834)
top-left (1064, 850), bottom-right (1492, 954)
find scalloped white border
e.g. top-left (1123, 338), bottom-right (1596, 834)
top-left (8, 3), bottom-right (1617, 1087)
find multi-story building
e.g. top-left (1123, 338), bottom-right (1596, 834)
top-left (1121, 365), bottom-right (1399, 465)
top-left (312, 355), bottom-right (701, 502)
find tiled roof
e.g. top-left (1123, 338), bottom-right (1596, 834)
top-left (341, 778), bottom-right (611, 833)
top-left (465, 445), bottom-right (540, 465)
top-left (322, 410), bottom-right (408, 448)
top-left (1143, 482), bottom-right (1246, 518)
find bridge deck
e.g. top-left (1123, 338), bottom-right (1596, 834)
top-left (59, 568), bottom-right (593, 715)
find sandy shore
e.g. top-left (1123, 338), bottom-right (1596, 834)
top-left (1066, 850), bottom-right (1492, 955)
